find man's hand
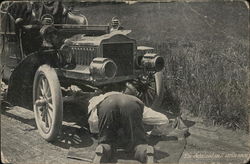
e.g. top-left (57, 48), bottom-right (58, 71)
top-left (62, 85), bottom-right (103, 103)
top-left (70, 85), bottom-right (82, 93)
top-left (15, 18), bottom-right (24, 26)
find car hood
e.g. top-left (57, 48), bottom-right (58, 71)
top-left (63, 30), bottom-right (132, 46)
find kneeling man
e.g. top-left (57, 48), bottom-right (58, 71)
top-left (87, 83), bottom-right (169, 163)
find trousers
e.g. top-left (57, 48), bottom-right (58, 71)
top-left (97, 94), bottom-right (147, 151)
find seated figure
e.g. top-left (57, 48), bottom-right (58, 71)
top-left (6, 1), bottom-right (33, 26)
top-left (34, 1), bottom-right (87, 25)
top-left (7, 1), bottom-right (88, 26)
top-left (110, 17), bottom-right (124, 32)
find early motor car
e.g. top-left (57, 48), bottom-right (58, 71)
top-left (0, 1), bottom-right (165, 141)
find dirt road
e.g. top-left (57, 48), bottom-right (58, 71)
top-left (1, 104), bottom-right (249, 164)
top-left (179, 116), bottom-right (250, 164)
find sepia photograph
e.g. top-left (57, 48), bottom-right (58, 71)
top-left (0, 0), bottom-right (249, 163)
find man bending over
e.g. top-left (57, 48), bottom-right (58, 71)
top-left (86, 83), bottom-right (169, 163)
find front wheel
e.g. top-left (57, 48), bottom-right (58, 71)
top-left (136, 71), bottom-right (165, 108)
top-left (33, 64), bottom-right (63, 141)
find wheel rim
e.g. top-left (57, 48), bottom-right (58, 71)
top-left (34, 74), bottom-right (53, 134)
top-left (137, 76), bottom-right (158, 107)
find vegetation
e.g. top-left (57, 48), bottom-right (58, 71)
top-left (155, 38), bottom-right (248, 131)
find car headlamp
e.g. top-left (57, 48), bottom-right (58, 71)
top-left (90, 58), bottom-right (117, 79)
top-left (141, 53), bottom-right (164, 72)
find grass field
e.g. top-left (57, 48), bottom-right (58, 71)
top-left (73, 1), bottom-right (249, 131)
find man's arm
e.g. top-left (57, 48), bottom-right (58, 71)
top-left (142, 106), bottom-right (169, 125)
top-left (142, 106), bottom-right (173, 136)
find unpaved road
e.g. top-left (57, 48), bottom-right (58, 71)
top-left (179, 117), bottom-right (250, 164)
top-left (1, 103), bottom-right (186, 164)
top-left (1, 104), bottom-right (250, 164)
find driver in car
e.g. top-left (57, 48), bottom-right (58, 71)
top-left (6, 1), bottom-right (65, 25)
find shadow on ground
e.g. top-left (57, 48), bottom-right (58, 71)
top-left (2, 110), bottom-right (37, 129)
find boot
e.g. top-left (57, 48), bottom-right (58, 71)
top-left (93, 144), bottom-right (112, 163)
top-left (134, 144), bottom-right (154, 163)
top-left (146, 145), bottom-right (154, 163)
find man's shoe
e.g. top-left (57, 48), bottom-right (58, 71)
top-left (146, 145), bottom-right (154, 163)
top-left (93, 144), bottom-right (112, 163)
top-left (134, 144), bottom-right (155, 163)
top-left (93, 144), bottom-right (104, 163)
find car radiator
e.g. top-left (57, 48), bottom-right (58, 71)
top-left (103, 43), bottom-right (134, 76)
top-left (71, 46), bottom-right (96, 65)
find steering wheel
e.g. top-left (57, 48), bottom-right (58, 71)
top-left (41, 14), bottom-right (54, 25)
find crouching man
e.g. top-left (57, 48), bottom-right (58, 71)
top-left (87, 83), bottom-right (169, 163)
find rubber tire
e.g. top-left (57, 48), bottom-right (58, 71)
top-left (33, 64), bottom-right (63, 141)
top-left (151, 70), bottom-right (165, 109)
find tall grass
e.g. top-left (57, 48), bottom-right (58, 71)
top-left (146, 38), bottom-right (249, 131)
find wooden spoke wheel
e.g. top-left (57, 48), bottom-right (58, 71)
top-left (33, 64), bottom-right (63, 141)
top-left (136, 71), bottom-right (164, 108)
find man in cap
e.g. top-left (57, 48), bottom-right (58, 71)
top-left (39, 25), bottom-right (60, 48)
top-left (39, 0), bottom-right (65, 24)
top-left (110, 17), bottom-right (124, 32)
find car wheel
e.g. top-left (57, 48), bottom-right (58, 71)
top-left (33, 64), bottom-right (63, 141)
top-left (136, 71), bottom-right (164, 108)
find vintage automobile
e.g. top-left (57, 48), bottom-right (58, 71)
top-left (0, 1), bottom-right (165, 141)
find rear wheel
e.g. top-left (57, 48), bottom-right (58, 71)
top-left (33, 64), bottom-right (63, 141)
top-left (136, 71), bottom-right (164, 108)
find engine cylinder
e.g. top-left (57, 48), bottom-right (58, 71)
top-left (90, 58), bottom-right (117, 79)
top-left (141, 53), bottom-right (164, 72)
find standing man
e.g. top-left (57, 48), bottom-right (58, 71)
top-left (87, 82), bottom-right (169, 163)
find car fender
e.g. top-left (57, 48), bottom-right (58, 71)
top-left (6, 50), bottom-right (59, 108)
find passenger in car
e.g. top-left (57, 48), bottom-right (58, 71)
top-left (39, 1), bottom-right (65, 24)
top-left (6, 1), bottom-right (33, 28)
top-left (110, 17), bottom-right (124, 32)
top-left (6, 1), bottom-right (89, 26)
